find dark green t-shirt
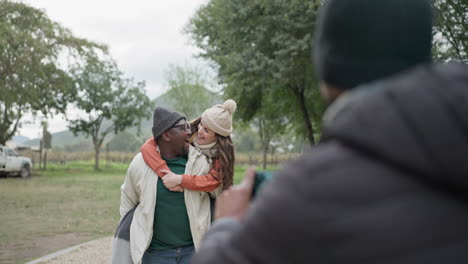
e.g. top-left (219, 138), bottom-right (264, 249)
top-left (149, 155), bottom-right (193, 250)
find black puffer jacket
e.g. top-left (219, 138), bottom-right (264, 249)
top-left (191, 63), bottom-right (468, 264)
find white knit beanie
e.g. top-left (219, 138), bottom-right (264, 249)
top-left (201, 99), bottom-right (237, 137)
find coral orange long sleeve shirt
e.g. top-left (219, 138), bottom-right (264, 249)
top-left (140, 138), bottom-right (221, 192)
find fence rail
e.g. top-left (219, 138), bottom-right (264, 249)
top-left (17, 150), bottom-right (301, 168)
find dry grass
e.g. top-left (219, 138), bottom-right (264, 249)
top-left (0, 162), bottom-right (125, 263)
top-left (0, 158), bottom-right (287, 263)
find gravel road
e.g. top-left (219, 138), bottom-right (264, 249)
top-left (26, 236), bottom-right (113, 264)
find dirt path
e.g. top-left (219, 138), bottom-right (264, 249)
top-left (0, 233), bottom-right (95, 264)
top-left (25, 236), bottom-right (113, 264)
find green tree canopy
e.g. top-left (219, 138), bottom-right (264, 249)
top-left (68, 56), bottom-right (152, 170)
top-left (164, 64), bottom-right (219, 120)
top-left (0, 1), bottom-right (106, 145)
top-left (187, 0), bottom-right (325, 145)
top-left (433, 0), bottom-right (468, 62)
top-left (107, 131), bottom-right (142, 152)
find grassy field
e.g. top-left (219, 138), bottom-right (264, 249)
top-left (0, 161), bottom-right (249, 263)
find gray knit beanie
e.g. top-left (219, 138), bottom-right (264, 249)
top-left (201, 99), bottom-right (237, 137)
top-left (313, 0), bottom-right (433, 89)
top-left (152, 107), bottom-right (185, 139)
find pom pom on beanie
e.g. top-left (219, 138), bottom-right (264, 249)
top-left (201, 99), bottom-right (237, 137)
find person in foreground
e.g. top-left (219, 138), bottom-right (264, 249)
top-left (190, 0), bottom-right (468, 263)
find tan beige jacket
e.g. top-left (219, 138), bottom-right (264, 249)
top-left (119, 145), bottom-right (221, 264)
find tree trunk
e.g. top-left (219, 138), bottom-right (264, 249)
top-left (270, 146), bottom-right (276, 168)
top-left (258, 118), bottom-right (270, 169)
top-left (106, 144), bottom-right (110, 168)
top-left (39, 140), bottom-right (43, 169)
top-left (294, 88), bottom-right (316, 145)
top-left (94, 144), bottom-right (100, 170)
top-left (43, 149), bottom-right (47, 170)
top-left (262, 145), bottom-right (268, 170)
top-left (0, 112), bottom-right (22, 146)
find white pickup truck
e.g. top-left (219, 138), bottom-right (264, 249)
top-left (0, 146), bottom-right (32, 178)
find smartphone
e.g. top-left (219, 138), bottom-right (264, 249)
top-left (251, 171), bottom-right (274, 199)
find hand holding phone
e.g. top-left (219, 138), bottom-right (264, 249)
top-left (252, 171), bottom-right (274, 199)
top-left (214, 168), bottom-right (256, 221)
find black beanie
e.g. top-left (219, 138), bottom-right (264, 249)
top-left (314, 0), bottom-right (433, 89)
top-left (152, 107), bottom-right (185, 139)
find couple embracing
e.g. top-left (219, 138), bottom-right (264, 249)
top-left (112, 99), bottom-right (237, 264)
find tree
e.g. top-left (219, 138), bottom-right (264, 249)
top-left (68, 57), bottom-right (152, 170)
top-left (256, 116), bottom-right (287, 169)
top-left (41, 121), bottom-right (52, 169)
top-left (164, 64), bottom-right (216, 120)
top-left (433, 0), bottom-right (468, 62)
top-left (0, 1), bottom-right (105, 145)
top-left (107, 131), bottom-right (142, 152)
top-left (187, 0), bottom-right (325, 145)
top-left (254, 93), bottom-right (289, 169)
top-left (232, 126), bottom-right (260, 153)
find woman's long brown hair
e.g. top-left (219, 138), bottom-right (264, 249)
top-left (189, 117), bottom-right (235, 190)
top-left (215, 135), bottom-right (235, 190)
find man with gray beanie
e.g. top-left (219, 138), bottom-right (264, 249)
top-left (191, 0), bottom-right (468, 263)
top-left (114, 107), bottom-right (195, 264)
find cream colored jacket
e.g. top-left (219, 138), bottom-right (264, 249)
top-left (119, 145), bottom-right (221, 264)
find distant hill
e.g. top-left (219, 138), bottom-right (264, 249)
top-left (12, 135), bottom-right (30, 144)
top-left (22, 90), bottom-right (223, 150)
top-left (24, 130), bottom-right (86, 147)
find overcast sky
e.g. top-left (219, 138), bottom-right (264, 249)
top-left (17, 0), bottom-right (209, 139)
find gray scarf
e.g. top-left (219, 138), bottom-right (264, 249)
top-left (193, 141), bottom-right (218, 158)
